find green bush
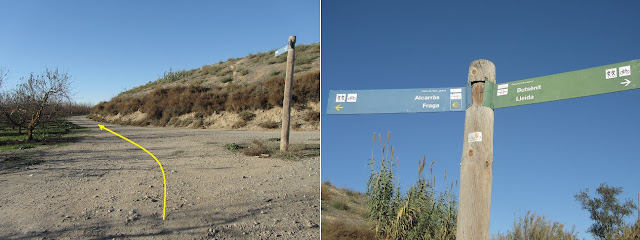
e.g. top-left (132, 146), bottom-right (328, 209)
top-left (331, 198), bottom-right (350, 211)
top-left (366, 132), bottom-right (457, 240)
top-left (220, 76), bottom-right (233, 83)
top-left (575, 183), bottom-right (638, 239)
top-left (270, 70), bottom-right (282, 76)
top-left (225, 143), bottom-right (244, 151)
top-left (238, 68), bottom-right (249, 76)
top-left (158, 69), bottom-right (194, 83)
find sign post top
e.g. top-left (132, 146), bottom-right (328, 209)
top-left (468, 59), bottom-right (496, 84)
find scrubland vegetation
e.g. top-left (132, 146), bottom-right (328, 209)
top-left (322, 132), bottom-right (640, 240)
top-left (224, 137), bottom-right (319, 161)
top-left (90, 43), bottom-right (320, 129)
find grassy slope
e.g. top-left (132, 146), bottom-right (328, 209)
top-left (92, 43), bottom-right (320, 130)
top-left (118, 43), bottom-right (319, 99)
top-left (321, 182), bottom-right (377, 240)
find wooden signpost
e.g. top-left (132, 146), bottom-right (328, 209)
top-left (280, 36), bottom-right (296, 151)
top-left (326, 59), bottom-right (639, 239)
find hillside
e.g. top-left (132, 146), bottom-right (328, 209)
top-left (91, 43), bottom-right (319, 130)
top-left (321, 182), bottom-right (377, 240)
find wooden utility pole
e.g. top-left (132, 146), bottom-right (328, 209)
top-left (280, 36), bottom-right (296, 151)
top-left (457, 59), bottom-right (495, 239)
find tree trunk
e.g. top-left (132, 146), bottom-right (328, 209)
top-left (27, 125), bottom-right (34, 141)
top-left (26, 92), bottom-right (49, 141)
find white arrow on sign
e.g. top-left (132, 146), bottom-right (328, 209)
top-left (621, 79), bottom-right (631, 87)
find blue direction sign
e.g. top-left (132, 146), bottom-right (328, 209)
top-left (274, 45), bottom-right (289, 57)
top-left (326, 87), bottom-right (470, 114)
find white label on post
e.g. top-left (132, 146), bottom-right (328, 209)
top-left (468, 132), bottom-right (482, 143)
top-left (497, 84), bottom-right (509, 96)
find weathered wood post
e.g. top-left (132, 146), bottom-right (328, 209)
top-left (456, 59), bottom-right (495, 239)
top-left (280, 35), bottom-right (296, 151)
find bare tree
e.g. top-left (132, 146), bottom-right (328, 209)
top-left (0, 67), bottom-right (6, 106)
top-left (0, 67), bottom-right (18, 131)
top-left (0, 67), bottom-right (6, 89)
top-left (1, 88), bottom-right (30, 134)
top-left (19, 68), bottom-right (71, 141)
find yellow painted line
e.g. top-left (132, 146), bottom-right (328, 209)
top-left (98, 124), bottom-right (167, 220)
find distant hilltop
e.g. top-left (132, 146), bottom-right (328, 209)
top-left (90, 43), bottom-right (319, 130)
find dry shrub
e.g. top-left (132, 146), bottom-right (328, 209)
top-left (331, 198), bottom-right (350, 210)
top-left (225, 84), bottom-right (269, 112)
top-left (292, 70), bottom-right (320, 104)
top-left (304, 111), bottom-right (320, 123)
top-left (258, 120), bottom-right (280, 129)
top-left (242, 139), bottom-right (271, 156)
top-left (264, 76), bottom-right (284, 107)
top-left (492, 211), bottom-right (579, 240)
top-left (622, 219), bottom-right (640, 239)
top-left (321, 220), bottom-right (376, 240)
top-left (321, 182), bottom-right (333, 201)
top-left (90, 64), bottom-right (318, 127)
top-left (193, 86), bottom-right (227, 114)
top-left (231, 121), bottom-right (247, 129)
top-left (123, 97), bottom-right (142, 114)
top-left (238, 111), bottom-right (256, 121)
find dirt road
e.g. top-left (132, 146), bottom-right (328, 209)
top-left (0, 116), bottom-right (320, 239)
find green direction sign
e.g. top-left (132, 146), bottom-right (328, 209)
top-left (483, 59), bottom-right (640, 109)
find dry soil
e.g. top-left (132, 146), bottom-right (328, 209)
top-left (0, 116), bottom-right (320, 239)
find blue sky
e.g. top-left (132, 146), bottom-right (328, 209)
top-left (0, 0), bottom-right (319, 104)
top-left (321, 1), bottom-right (640, 239)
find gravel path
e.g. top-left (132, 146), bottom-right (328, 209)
top-left (0, 116), bottom-right (320, 239)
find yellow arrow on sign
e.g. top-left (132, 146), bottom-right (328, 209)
top-left (335, 104), bottom-right (344, 111)
top-left (98, 124), bottom-right (167, 220)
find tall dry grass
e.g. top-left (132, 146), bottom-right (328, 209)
top-left (91, 70), bottom-right (319, 127)
top-left (322, 220), bottom-right (377, 240)
top-left (366, 131), bottom-right (457, 240)
top-left (491, 211), bottom-right (579, 240)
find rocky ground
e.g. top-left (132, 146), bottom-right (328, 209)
top-left (0, 116), bottom-right (320, 239)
